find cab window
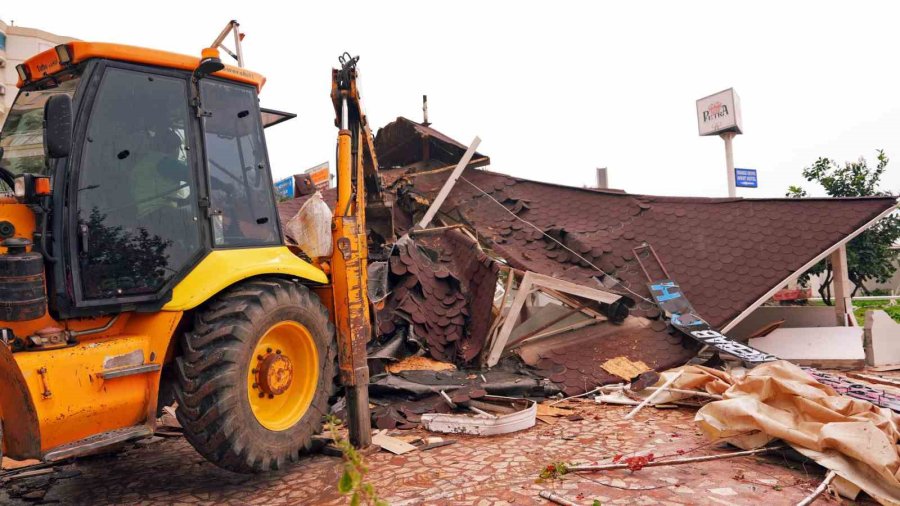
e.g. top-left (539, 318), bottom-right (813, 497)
top-left (75, 68), bottom-right (201, 300)
top-left (0, 76), bottom-right (80, 177)
top-left (200, 80), bottom-right (279, 247)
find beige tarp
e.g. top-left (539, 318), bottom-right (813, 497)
top-left (649, 361), bottom-right (900, 505)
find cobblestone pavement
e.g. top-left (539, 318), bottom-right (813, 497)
top-left (3, 401), bottom-right (842, 505)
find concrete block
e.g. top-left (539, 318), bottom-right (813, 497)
top-left (749, 327), bottom-right (865, 369)
top-left (865, 310), bottom-right (900, 366)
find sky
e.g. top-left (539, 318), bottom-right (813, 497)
top-left (5, 1), bottom-right (900, 198)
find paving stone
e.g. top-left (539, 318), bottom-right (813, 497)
top-left (0, 403), bottom-right (837, 506)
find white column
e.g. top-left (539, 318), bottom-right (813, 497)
top-left (831, 245), bottom-right (852, 326)
top-left (721, 132), bottom-right (737, 198)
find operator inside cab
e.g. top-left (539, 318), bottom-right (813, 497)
top-left (131, 128), bottom-right (190, 218)
top-left (77, 69), bottom-right (201, 299)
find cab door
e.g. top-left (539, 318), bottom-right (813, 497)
top-left (71, 65), bottom-right (203, 306)
top-left (198, 79), bottom-right (280, 248)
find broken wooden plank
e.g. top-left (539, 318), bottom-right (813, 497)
top-left (643, 386), bottom-right (723, 400)
top-left (847, 372), bottom-right (900, 389)
top-left (371, 431), bottom-right (418, 455)
top-left (485, 272), bottom-right (537, 367)
top-left (508, 319), bottom-right (598, 349)
top-left (485, 270), bottom-right (621, 367)
top-left (624, 370), bottom-right (683, 420)
top-left (527, 271), bottom-right (621, 305)
top-left (416, 136), bottom-right (481, 230)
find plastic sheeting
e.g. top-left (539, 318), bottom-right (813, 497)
top-left (285, 191), bottom-right (333, 258)
top-left (647, 361), bottom-right (900, 505)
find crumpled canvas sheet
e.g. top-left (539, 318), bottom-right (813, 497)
top-left (648, 361), bottom-right (900, 505)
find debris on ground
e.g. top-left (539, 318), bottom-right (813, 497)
top-left (385, 355), bottom-right (457, 374)
top-left (288, 112), bottom-right (900, 504)
top-left (371, 430), bottom-right (418, 455)
top-left (421, 396), bottom-right (537, 436)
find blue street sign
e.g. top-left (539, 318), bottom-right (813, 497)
top-left (274, 176), bottom-right (295, 199)
top-left (734, 168), bottom-right (757, 188)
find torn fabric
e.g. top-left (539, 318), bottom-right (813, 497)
top-left (687, 361), bottom-right (900, 505)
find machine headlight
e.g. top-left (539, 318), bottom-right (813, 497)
top-left (13, 176), bottom-right (26, 198)
top-left (12, 175), bottom-right (52, 202)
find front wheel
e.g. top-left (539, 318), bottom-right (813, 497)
top-left (174, 277), bottom-right (336, 473)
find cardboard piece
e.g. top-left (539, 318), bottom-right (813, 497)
top-left (601, 356), bottom-right (650, 380)
top-left (372, 431), bottom-right (418, 455)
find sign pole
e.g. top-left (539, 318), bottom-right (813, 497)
top-left (721, 131), bottom-right (737, 198)
top-left (697, 88), bottom-right (742, 197)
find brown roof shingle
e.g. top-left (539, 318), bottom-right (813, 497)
top-left (405, 168), bottom-right (897, 329)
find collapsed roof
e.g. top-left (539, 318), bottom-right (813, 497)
top-left (276, 117), bottom-right (898, 394)
top-left (403, 169), bottom-right (896, 329)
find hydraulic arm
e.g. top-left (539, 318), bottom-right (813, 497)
top-left (329, 53), bottom-right (382, 447)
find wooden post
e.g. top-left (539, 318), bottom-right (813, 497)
top-left (485, 272), bottom-right (535, 367)
top-left (831, 245), bottom-right (852, 326)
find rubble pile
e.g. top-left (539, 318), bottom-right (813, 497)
top-left (274, 116), bottom-right (900, 504)
top-left (376, 230), bottom-right (498, 364)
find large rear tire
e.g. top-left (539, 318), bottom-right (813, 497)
top-left (174, 277), bottom-right (336, 473)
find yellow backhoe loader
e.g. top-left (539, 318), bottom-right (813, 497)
top-left (0, 22), bottom-right (377, 472)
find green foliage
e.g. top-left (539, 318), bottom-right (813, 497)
top-left (852, 299), bottom-right (900, 325)
top-left (788, 151), bottom-right (900, 301)
top-left (539, 461), bottom-right (569, 480)
top-left (785, 185), bottom-right (808, 198)
top-left (325, 415), bottom-right (388, 506)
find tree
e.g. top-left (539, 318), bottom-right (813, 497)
top-left (788, 150), bottom-right (900, 303)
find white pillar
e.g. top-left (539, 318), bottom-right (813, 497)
top-left (831, 245), bottom-right (852, 326)
top-left (721, 132), bottom-right (737, 198)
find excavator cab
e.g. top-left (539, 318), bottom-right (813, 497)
top-left (3, 45), bottom-right (285, 311)
top-left (0, 39), bottom-right (352, 472)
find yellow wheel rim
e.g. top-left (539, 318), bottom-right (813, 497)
top-left (247, 321), bottom-right (319, 431)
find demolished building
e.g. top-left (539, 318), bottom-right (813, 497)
top-left (279, 116), bottom-right (898, 397)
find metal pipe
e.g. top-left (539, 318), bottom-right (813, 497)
top-left (232, 22), bottom-right (244, 67)
top-left (70, 314), bottom-right (120, 338)
top-left (808, 295), bottom-right (900, 301)
top-left (335, 99), bottom-right (352, 217)
top-left (211, 20), bottom-right (237, 48)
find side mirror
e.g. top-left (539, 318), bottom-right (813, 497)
top-left (44, 94), bottom-right (73, 159)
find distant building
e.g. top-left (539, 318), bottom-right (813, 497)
top-left (0, 19), bottom-right (77, 123)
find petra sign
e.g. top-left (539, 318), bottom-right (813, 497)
top-left (696, 88), bottom-right (743, 136)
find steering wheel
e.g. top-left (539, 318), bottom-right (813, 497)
top-left (0, 167), bottom-right (15, 194)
